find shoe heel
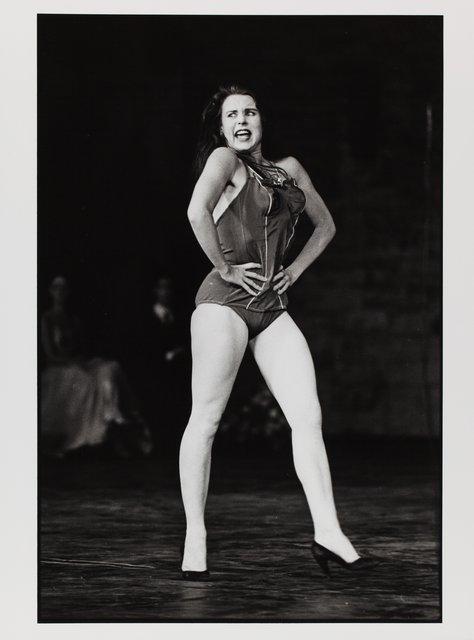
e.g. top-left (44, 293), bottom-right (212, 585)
top-left (315, 554), bottom-right (331, 577)
top-left (311, 542), bottom-right (332, 577)
top-left (311, 540), bottom-right (379, 575)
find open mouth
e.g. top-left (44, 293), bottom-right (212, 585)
top-left (234, 129), bottom-right (251, 141)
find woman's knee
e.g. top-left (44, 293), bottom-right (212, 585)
top-left (287, 399), bottom-right (323, 434)
top-left (186, 404), bottom-right (223, 439)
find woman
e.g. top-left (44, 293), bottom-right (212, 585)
top-left (179, 85), bottom-right (377, 579)
top-left (41, 275), bottom-right (152, 457)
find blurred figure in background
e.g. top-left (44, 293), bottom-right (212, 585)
top-left (40, 275), bottom-right (153, 457)
top-left (141, 275), bottom-right (188, 454)
top-left (151, 276), bottom-right (184, 364)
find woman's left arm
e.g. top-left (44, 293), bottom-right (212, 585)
top-left (273, 156), bottom-right (336, 294)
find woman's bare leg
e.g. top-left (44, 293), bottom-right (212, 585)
top-left (250, 312), bottom-right (359, 562)
top-left (179, 304), bottom-right (248, 571)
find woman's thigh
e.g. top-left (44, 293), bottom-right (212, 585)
top-left (190, 304), bottom-right (249, 419)
top-left (249, 312), bottom-right (321, 426)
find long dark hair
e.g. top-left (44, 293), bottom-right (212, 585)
top-left (193, 84), bottom-right (262, 178)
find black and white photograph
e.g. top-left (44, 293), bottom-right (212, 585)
top-left (3, 0), bottom-right (474, 635)
top-left (36, 12), bottom-right (442, 623)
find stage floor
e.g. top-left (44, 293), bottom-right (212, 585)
top-left (39, 440), bottom-right (440, 622)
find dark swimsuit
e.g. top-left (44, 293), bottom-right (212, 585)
top-left (195, 159), bottom-right (306, 339)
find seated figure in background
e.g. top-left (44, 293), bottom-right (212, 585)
top-left (40, 275), bottom-right (153, 457)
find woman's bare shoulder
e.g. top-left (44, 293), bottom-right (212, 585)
top-left (276, 155), bottom-right (305, 180)
top-left (205, 147), bottom-right (247, 186)
top-left (206, 147), bottom-right (239, 172)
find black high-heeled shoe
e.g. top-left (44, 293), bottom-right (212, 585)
top-left (180, 543), bottom-right (210, 581)
top-left (311, 541), bottom-right (380, 577)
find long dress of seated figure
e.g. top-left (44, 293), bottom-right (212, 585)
top-left (40, 276), bottom-right (153, 457)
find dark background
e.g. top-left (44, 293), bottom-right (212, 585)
top-left (38, 15), bottom-right (442, 449)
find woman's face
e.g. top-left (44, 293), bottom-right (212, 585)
top-left (220, 94), bottom-right (262, 154)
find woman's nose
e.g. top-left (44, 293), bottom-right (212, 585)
top-left (237, 112), bottom-right (248, 124)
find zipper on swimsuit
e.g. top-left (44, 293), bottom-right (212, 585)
top-left (246, 180), bottom-right (273, 310)
top-left (246, 165), bottom-right (298, 312)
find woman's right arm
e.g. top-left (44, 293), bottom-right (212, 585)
top-left (187, 147), bottom-right (265, 296)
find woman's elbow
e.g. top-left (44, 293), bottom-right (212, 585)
top-left (187, 205), bottom-right (203, 226)
top-left (327, 219), bottom-right (336, 240)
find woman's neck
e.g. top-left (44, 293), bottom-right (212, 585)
top-left (249, 152), bottom-right (276, 170)
top-left (247, 144), bottom-right (263, 164)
